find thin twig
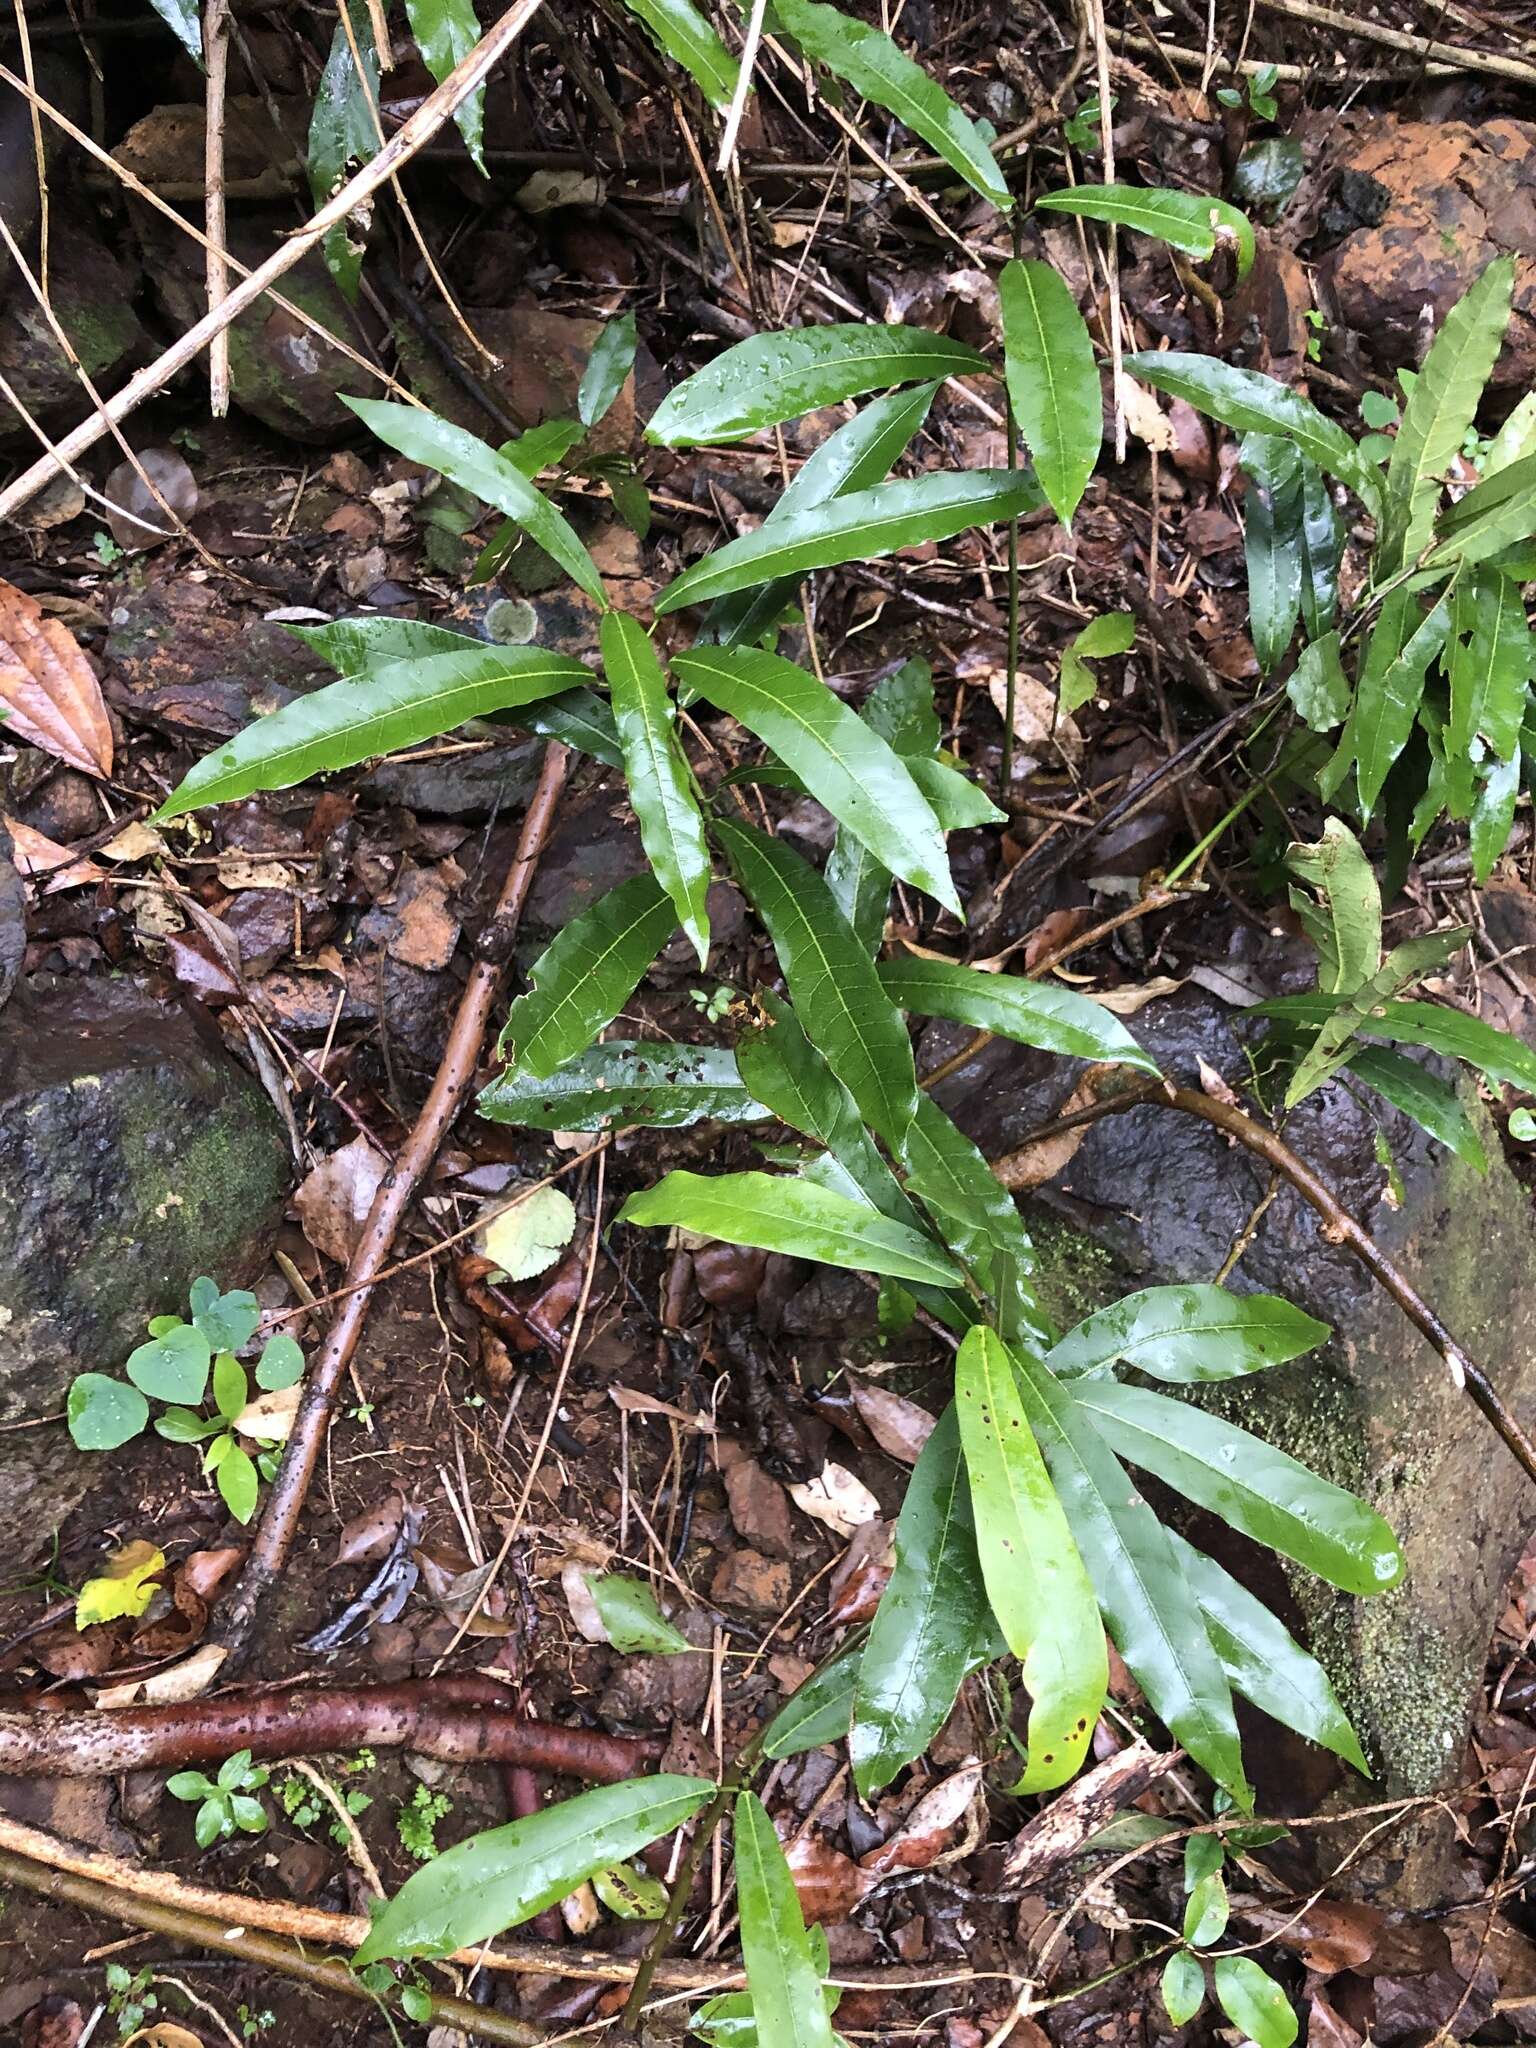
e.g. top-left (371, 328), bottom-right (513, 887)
top-left (1251, 0), bottom-right (1536, 85)
top-left (718, 0), bottom-right (768, 171)
top-left (204, 0), bottom-right (231, 416)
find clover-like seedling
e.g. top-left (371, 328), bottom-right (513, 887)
top-left (167, 1748), bottom-right (270, 1849)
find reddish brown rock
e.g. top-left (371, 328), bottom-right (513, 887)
top-left (709, 1547), bottom-right (791, 1617)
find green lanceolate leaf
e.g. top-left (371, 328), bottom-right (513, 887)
top-left (717, 821), bottom-right (919, 1146)
top-left (899, 1094), bottom-right (1051, 1352)
top-left (1060, 611), bottom-right (1134, 716)
top-left (1124, 351), bottom-right (1381, 514)
top-left (1047, 1285), bottom-right (1328, 1383)
top-left (580, 314), bottom-right (638, 428)
top-left (603, 615), bottom-right (712, 964)
top-left (1429, 448), bottom-right (1536, 569)
top-left (343, 398), bottom-right (608, 606)
top-left (352, 1776), bottom-right (714, 1962)
top-left (706, 383), bottom-right (939, 649)
top-left (1256, 992), bottom-right (1536, 1095)
top-left (774, 0), bottom-right (1008, 204)
top-left (1011, 1351), bottom-right (1249, 1803)
top-left (1351, 595), bottom-right (1452, 816)
top-left (479, 1042), bottom-right (767, 1130)
top-left (1284, 926), bottom-right (1471, 1107)
top-left (852, 1404), bottom-right (1000, 1796)
top-left (499, 871), bottom-right (679, 1077)
top-left (157, 644), bottom-right (593, 817)
top-left (619, 1169), bottom-right (962, 1286)
top-left (675, 646), bottom-right (955, 911)
top-left (955, 1329), bottom-right (1107, 1792)
top-left (308, 1), bottom-right (380, 298)
top-left (910, 752), bottom-right (1005, 828)
top-left (1379, 256), bottom-right (1514, 576)
top-left (587, 1574), bottom-right (691, 1654)
top-left (1073, 1378), bottom-right (1404, 1595)
top-left (1239, 432), bottom-right (1304, 674)
top-left (404, 0), bottom-right (486, 169)
top-left (1446, 572), bottom-right (1534, 814)
top-left (147, 0), bottom-right (201, 60)
top-left (519, 688), bottom-right (624, 767)
top-left (1167, 1532), bottom-right (1369, 1773)
top-left (761, 1636), bottom-right (863, 1758)
top-left (1470, 750), bottom-right (1521, 883)
top-left (617, 0), bottom-right (738, 106)
top-left (878, 953), bottom-right (1159, 1073)
top-left (1346, 1045), bottom-right (1487, 1173)
top-left (1212, 1958), bottom-right (1298, 2048)
top-left (999, 259), bottom-right (1101, 526)
top-left (1036, 186), bottom-right (1253, 280)
top-left (734, 1791), bottom-right (838, 2048)
top-left (648, 324), bottom-right (985, 448)
top-left (658, 469), bottom-right (1044, 613)
top-left (1287, 630), bottom-right (1350, 733)
top-left (1287, 819), bottom-right (1381, 996)
top-left (1298, 456), bottom-right (1343, 639)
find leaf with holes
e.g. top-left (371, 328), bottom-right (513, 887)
top-left (480, 1042), bottom-right (766, 1130)
top-left (1445, 573), bottom-right (1534, 816)
top-left (1428, 448), bottom-right (1536, 569)
top-left (1287, 818), bottom-right (1380, 997)
top-left (1255, 992), bottom-right (1536, 1095)
top-left (999, 259), bottom-right (1101, 524)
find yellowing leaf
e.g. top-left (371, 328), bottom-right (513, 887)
top-left (480, 1185), bottom-right (577, 1282)
top-left (76, 1540), bottom-right (165, 1630)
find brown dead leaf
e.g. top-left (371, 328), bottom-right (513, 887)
top-left (863, 1760), bottom-right (983, 1875)
top-left (993, 1063), bottom-right (1122, 1192)
top-left (0, 576), bottom-right (113, 777)
top-left (93, 1640), bottom-right (227, 1705)
top-left (294, 1134), bottom-right (389, 1263)
top-left (789, 1462), bottom-right (882, 1537)
top-left (1305, 1990), bottom-right (1364, 2048)
top-left (335, 1494), bottom-right (406, 1565)
top-left (123, 2028), bottom-right (205, 2048)
top-left (179, 1546), bottom-right (244, 1601)
top-left (415, 1542), bottom-right (510, 1637)
top-left (5, 817), bottom-right (103, 893)
top-left (828, 1519), bottom-right (894, 1624)
top-left (1090, 976), bottom-right (1184, 1016)
top-left (848, 1379), bottom-right (935, 1465)
top-left (1249, 1897), bottom-right (1382, 1976)
top-left (786, 1831), bottom-right (875, 1924)
top-left (610, 1387), bottom-right (715, 1432)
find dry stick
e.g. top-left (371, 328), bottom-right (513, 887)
top-left (213, 742), bottom-right (569, 1672)
top-left (204, 0), bottom-right (231, 416)
top-left (0, 0), bottom-right (546, 522)
top-left (0, 1851), bottom-right (544, 2048)
top-left (995, 1080), bottom-right (1536, 1486)
top-left (1251, 0), bottom-right (1536, 85)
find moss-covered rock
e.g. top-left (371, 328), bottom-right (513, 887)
top-left (0, 976), bottom-right (290, 1560)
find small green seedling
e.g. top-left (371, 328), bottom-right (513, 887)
top-left (278, 1754), bottom-right (375, 1846)
top-left (66, 1277), bottom-right (305, 1525)
top-left (689, 983), bottom-right (735, 1023)
top-left (1062, 92), bottom-right (1116, 150)
top-left (167, 1748), bottom-right (270, 1849)
top-left (1217, 61), bottom-right (1279, 120)
top-left (105, 1962), bottom-right (158, 2037)
top-left (91, 529), bottom-right (125, 569)
top-left (1160, 1818), bottom-right (1295, 2039)
top-left (1510, 1107), bottom-right (1536, 1141)
top-left (397, 1782), bottom-right (453, 1861)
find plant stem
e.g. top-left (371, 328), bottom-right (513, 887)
top-left (622, 1772), bottom-right (741, 2028)
top-left (1001, 210), bottom-right (1025, 796)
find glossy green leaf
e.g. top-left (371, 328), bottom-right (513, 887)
top-left (648, 324), bottom-right (984, 448)
top-left (1184, 1870), bottom-right (1230, 1947)
top-left (587, 1574), bottom-right (692, 1654)
top-left (1446, 572), bottom-right (1533, 814)
top-left (515, 687), bottom-right (624, 767)
top-left (1470, 749), bottom-right (1522, 883)
top-left (602, 615), bottom-right (711, 964)
top-left (1283, 926), bottom-right (1470, 1108)
top-left (498, 872), bottom-right (677, 1077)
top-left (218, 1443), bottom-right (260, 1525)
top-left (1286, 630), bottom-right (1350, 733)
top-left (1047, 1285), bottom-right (1328, 1383)
top-left (1429, 448), bottom-right (1536, 569)
top-left (619, 1170), bottom-right (962, 1286)
top-left (189, 1277), bottom-right (260, 1353)
top-left (68, 1374), bottom-right (150, 1452)
top-left (1287, 819), bottom-right (1381, 996)
top-left (158, 644), bottom-right (593, 817)
top-left (735, 1791), bottom-right (838, 2048)
top-left (404, 0), bottom-right (486, 169)
top-left (1075, 1378), bottom-right (1404, 1594)
top-left (717, 822), bottom-right (919, 1146)
top-left (1351, 595), bottom-right (1451, 816)
top-left (1213, 1957), bottom-right (1298, 2048)
top-left (579, 313), bottom-right (638, 428)
top-left (1255, 992), bottom-right (1536, 1094)
top-left (1168, 1531), bottom-right (1369, 1773)
top-left (125, 1324), bottom-right (212, 1405)
top-left (956, 1329), bottom-right (1106, 1791)
top-left (1161, 1952), bottom-right (1206, 2028)
top-left (676, 647), bottom-right (955, 910)
top-left (774, 0), bottom-right (1009, 206)
top-left (1239, 432), bottom-right (1304, 673)
top-left (878, 953), bottom-right (1159, 1073)
top-left (344, 398), bottom-right (608, 606)
top-left (1488, 390), bottom-right (1536, 476)
top-left (1037, 186), bottom-right (1253, 280)
top-left (658, 470), bottom-right (1044, 613)
top-left (1379, 256), bottom-right (1513, 575)
top-left (213, 1352), bottom-right (248, 1423)
top-left (1011, 1351), bottom-right (1249, 1804)
top-left (761, 1637), bottom-right (862, 1758)
top-left (999, 258), bottom-right (1101, 524)
top-left (823, 655), bottom-right (949, 949)
top-left (851, 1405), bottom-right (1000, 1796)
top-left (353, 1776), bottom-right (713, 1962)
top-left (308, 2), bottom-right (380, 298)
top-left (147, 0), bottom-right (201, 60)
top-left (1347, 1045), bottom-right (1487, 1173)
top-left (617, 0), bottom-right (738, 106)
top-left (479, 1041), bottom-right (765, 1130)
top-left (1298, 456), bottom-right (1343, 639)
top-left (256, 1335), bottom-right (305, 1392)
top-left (706, 383), bottom-right (938, 649)
top-left (1123, 351), bottom-right (1381, 514)
top-left (1059, 612), bottom-right (1134, 715)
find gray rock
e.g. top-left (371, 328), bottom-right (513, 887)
top-left (944, 988), bottom-right (1536, 1899)
top-left (0, 976), bottom-right (290, 1559)
top-left (0, 820), bottom-right (23, 1012)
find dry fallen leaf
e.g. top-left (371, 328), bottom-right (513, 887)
top-left (93, 1640), bottom-right (227, 1706)
top-left (295, 1134), bottom-right (390, 1263)
top-left (789, 1462), bottom-right (882, 1537)
top-left (5, 816), bottom-right (104, 893)
top-left (124, 2027), bottom-right (206, 2048)
top-left (863, 1760), bottom-right (984, 1874)
top-left (0, 575), bottom-right (113, 777)
top-left (233, 1382), bottom-right (303, 1443)
top-left (1090, 974), bottom-right (1184, 1016)
top-left (849, 1378), bottom-right (936, 1465)
top-left (609, 1387), bottom-right (715, 1432)
top-left (993, 1063), bottom-right (1123, 1193)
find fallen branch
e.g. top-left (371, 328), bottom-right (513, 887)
top-left (0, 1678), bottom-right (658, 1780)
top-left (213, 743), bottom-right (569, 1673)
top-left (995, 1079), bottom-right (1536, 1487)
top-left (0, 0), bottom-right (546, 521)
